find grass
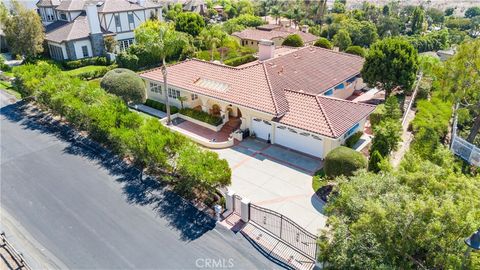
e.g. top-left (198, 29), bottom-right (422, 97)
top-left (0, 80), bottom-right (22, 99)
top-left (312, 168), bottom-right (327, 192)
top-left (63, 65), bottom-right (106, 77)
top-left (88, 78), bottom-right (102, 88)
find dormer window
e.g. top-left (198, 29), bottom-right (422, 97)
top-left (60, 13), bottom-right (67, 20)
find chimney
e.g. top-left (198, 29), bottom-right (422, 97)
top-left (258, 39), bottom-right (275, 61)
top-left (301, 25), bottom-right (309, 33)
top-left (86, 4), bottom-right (101, 34)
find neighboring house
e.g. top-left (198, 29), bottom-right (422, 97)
top-left (437, 48), bottom-right (456, 61)
top-left (38, 0), bottom-right (164, 61)
top-left (140, 42), bottom-right (374, 159)
top-left (232, 24), bottom-right (318, 50)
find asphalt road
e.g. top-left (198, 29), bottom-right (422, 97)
top-left (0, 91), bottom-right (279, 269)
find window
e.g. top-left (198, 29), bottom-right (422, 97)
top-left (48, 44), bottom-right (64, 60)
top-left (335, 83), bottom-right (345, 90)
top-left (191, 93), bottom-right (198, 100)
top-left (344, 123), bottom-right (360, 138)
top-left (128, 13), bottom-right (134, 24)
top-left (150, 82), bottom-right (161, 94)
top-left (118, 38), bottom-right (134, 51)
top-left (168, 88), bottom-right (180, 99)
top-left (81, 46), bottom-right (89, 58)
top-left (115, 14), bottom-right (121, 29)
top-left (45, 8), bottom-right (55, 21)
top-left (324, 89), bottom-right (333, 96)
top-left (60, 13), bottom-right (67, 20)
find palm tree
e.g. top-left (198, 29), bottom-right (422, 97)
top-left (269, 5), bottom-right (281, 24)
top-left (178, 96), bottom-right (188, 109)
top-left (135, 21), bottom-right (187, 124)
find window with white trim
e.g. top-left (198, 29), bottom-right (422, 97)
top-left (115, 14), bottom-right (121, 29)
top-left (118, 38), bottom-right (134, 52)
top-left (81, 46), bottom-right (89, 58)
top-left (168, 88), bottom-right (180, 99)
top-left (128, 13), bottom-right (134, 24)
top-left (191, 93), bottom-right (198, 100)
top-left (150, 82), bottom-right (161, 94)
top-left (344, 123), bottom-right (360, 138)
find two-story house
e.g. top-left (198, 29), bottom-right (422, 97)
top-left (38, 0), bottom-right (164, 61)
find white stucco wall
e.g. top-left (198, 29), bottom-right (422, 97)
top-left (73, 39), bottom-right (93, 59)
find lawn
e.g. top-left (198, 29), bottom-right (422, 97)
top-left (0, 80), bottom-right (21, 99)
top-left (63, 65), bottom-right (106, 77)
top-left (312, 168), bottom-right (326, 192)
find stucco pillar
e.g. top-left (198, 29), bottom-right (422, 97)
top-left (220, 110), bottom-right (227, 124)
top-left (240, 198), bottom-right (250, 222)
top-left (226, 190), bottom-right (235, 212)
top-left (200, 97), bottom-right (208, 112)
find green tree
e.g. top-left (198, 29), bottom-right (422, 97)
top-left (376, 15), bottom-right (402, 37)
top-left (341, 19), bottom-right (378, 47)
top-left (410, 6), bottom-right (426, 34)
top-left (445, 7), bottom-right (454, 16)
top-left (314, 37), bottom-right (333, 49)
top-left (324, 146), bottom-right (367, 178)
top-left (104, 36), bottom-right (117, 53)
top-left (426, 8), bottom-right (444, 25)
top-left (269, 5), bottom-right (281, 24)
top-left (135, 21), bottom-right (188, 124)
top-left (465, 7), bottom-right (480, 18)
top-left (370, 119), bottom-right (402, 157)
top-left (175, 12), bottom-right (205, 37)
top-left (384, 95), bottom-right (402, 120)
top-left (361, 38), bottom-right (419, 97)
top-left (282, 34), bottom-right (304, 47)
top-left (332, 29), bottom-right (351, 51)
top-left (100, 68), bottom-right (146, 104)
top-left (344, 45), bottom-right (365, 57)
top-left (3, 0), bottom-right (44, 59)
top-left (368, 150), bottom-right (383, 173)
top-left (332, 0), bottom-right (345, 14)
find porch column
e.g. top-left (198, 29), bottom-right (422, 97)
top-left (200, 97), bottom-right (208, 112)
top-left (223, 105), bottom-right (230, 123)
top-left (220, 110), bottom-right (227, 124)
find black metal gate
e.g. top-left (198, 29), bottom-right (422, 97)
top-left (233, 194), bottom-right (242, 214)
top-left (249, 203), bottom-right (318, 260)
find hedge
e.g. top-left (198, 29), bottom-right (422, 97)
top-left (411, 97), bottom-right (452, 139)
top-left (144, 99), bottom-right (179, 114)
top-left (314, 38), bottom-right (333, 49)
top-left (179, 108), bottom-right (223, 126)
top-left (223, 54), bottom-right (256, 67)
top-left (13, 62), bottom-right (231, 202)
top-left (282, 34), bottom-right (304, 47)
top-left (62, 57), bottom-right (108, 70)
top-left (345, 46), bottom-right (366, 57)
top-left (64, 65), bottom-right (115, 80)
top-left (369, 104), bottom-right (385, 129)
top-left (324, 146), bottom-right (367, 178)
top-left (100, 68), bottom-right (146, 104)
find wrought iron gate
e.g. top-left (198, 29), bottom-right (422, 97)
top-left (249, 203), bottom-right (318, 260)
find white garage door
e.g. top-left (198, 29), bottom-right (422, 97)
top-left (251, 118), bottom-right (272, 141)
top-left (274, 125), bottom-right (324, 158)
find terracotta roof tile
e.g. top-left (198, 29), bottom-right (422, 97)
top-left (232, 27), bottom-right (318, 44)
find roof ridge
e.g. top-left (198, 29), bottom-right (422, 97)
top-left (318, 95), bottom-right (376, 108)
top-left (262, 63), bottom-right (283, 117)
top-left (315, 95), bottom-right (337, 138)
top-left (138, 59), bottom-right (193, 75)
top-left (312, 46), bottom-right (365, 60)
top-left (189, 58), bottom-right (263, 70)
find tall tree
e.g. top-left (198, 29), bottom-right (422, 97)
top-left (361, 38), bottom-right (419, 97)
top-left (442, 39), bottom-right (480, 143)
top-left (135, 21), bottom-right (187, 124)
top-left (269, 5), bottom-right (281, 24)
top-left (333, 29), bottom-right (351, 51)
top-left (410, 6), bottom-right (426, 34)
top-left (3, 0), bottom-right (44, 59)
top-left (174, 12), bottom-right (205, 37)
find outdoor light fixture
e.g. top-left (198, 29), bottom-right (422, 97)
top-left (465, 228), bottom-right (480, 250)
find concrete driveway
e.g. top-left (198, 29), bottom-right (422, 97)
top-left (213, 139), bottom-right (327, 234)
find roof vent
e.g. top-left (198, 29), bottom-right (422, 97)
top-left (195, 78), bottom-right (229, 92)
top-left (96, 1), bottom-right (104, 6)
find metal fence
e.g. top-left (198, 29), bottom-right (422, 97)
top-left (1, 232), bottom-right (31, 270)
top-left (451, 135), bottom-right (480, 166)
top-left (249, 203), bottom-right (318, 260)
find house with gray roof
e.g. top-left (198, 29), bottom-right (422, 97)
top-left (38, 0), bottom-right (165, 61)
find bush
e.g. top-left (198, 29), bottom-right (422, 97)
top-left (368, 150), bottom-right (383, 173)
top-left (345, 131), bottom-right (363, 148)
top-left (223, 54), bottom-right (256, 66)
top-left (62, 57), bottom-right (108, 70)
top-left (324, 146), bottom-right (367, 178)
top-left (116, 52), bottom-right (139, 71)
top-left (411, 97), bottom-right (452, 139)
top-left (369, 104), bottom-right (385, 128)
top-left (174, 12), bottom-right (205, 36)
top-left (314, 38), bottom-right (333, 49)
top-left (345, 46), bottom-right (365, 57)
top-left (179, 108), bottom-right (223, 126)
top-left (100, 68), bottom-right (146, 104)
top-left (282, 34), bottom-right (304, 47)
top-left (64, 65), bottom-right (115, 80)
top-left (0, 55), bottom-right (11, 72)
top-left (144, 99), bottom-right (179, 114)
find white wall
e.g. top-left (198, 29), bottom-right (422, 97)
top-left (73, 39), bottom-right (93, 59)
top-left (100, 8), bottom-right (162, 34)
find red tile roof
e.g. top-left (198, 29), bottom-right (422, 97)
top-left (140, 46), bottom-right (375, 138)
top-left (232, 28), bottom-right (318, 44)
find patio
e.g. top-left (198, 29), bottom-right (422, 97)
top-left (170, 118), bottom-right (231, 143)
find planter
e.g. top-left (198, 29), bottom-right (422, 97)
top-left (178, 114), bottom-right (225, 132)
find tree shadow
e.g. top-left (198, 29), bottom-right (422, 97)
top-left (1, 101), bottom-right (216, 241)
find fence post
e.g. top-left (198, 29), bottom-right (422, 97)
top-left (226, 189), bottom-right (235, 212)
top-left (240, 198), bottom-right (250, 222)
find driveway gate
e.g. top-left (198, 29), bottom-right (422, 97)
top-left (233, 194), bottom-right (242, 215)
top-left (249, 203), bottom-right (318, 260)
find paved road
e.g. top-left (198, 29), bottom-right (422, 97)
top-left (0, 91), bottom-right (278, 269)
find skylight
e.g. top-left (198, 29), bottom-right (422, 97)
top-left (195, 78), bottom-right (229, 92)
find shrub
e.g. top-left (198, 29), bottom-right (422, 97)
top-left (13, 61), bottom-right (62, 96)
top-left (179, 108), bottom-right (223, 126)
top-left (116, 52), bottom-right (140, 71)
top-left (100, 68), bottom-right (146, 104)
top-left (345, 131), bottom-right (363, 148)
top-left (411, 97), bottom-right (452, 138)
top-left (314, 38), bottom-right (333, 49)
top-left (369, 104), bottom-right (385, 128)
top-left (223, 54), bottom-right (256, 66)
top-left (371, 119), bottom-right (402, 157)
top-left (368, 150), bottom-right (383, 173)
top-left (62, 57), bottom-right (108, 70)
top-left (324, 146), bottom-right (367, 178)
top-left (144, 99), bottom-right (179, 114)
top-left (0, 55), bottom-right (11, 72)
top-left (345, 46), bottom-right (365, 57)
top-left (282, 34), bottom-right (304, 47)
top-left (64, 65), bottom-right (115, 80)
top-left (174, 12), bottom-right (205, 36)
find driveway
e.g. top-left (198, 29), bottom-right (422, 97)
top-left (213, 139), bottom-right (327, 234)
top-left (0, 92), bottom-right (278, 269)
